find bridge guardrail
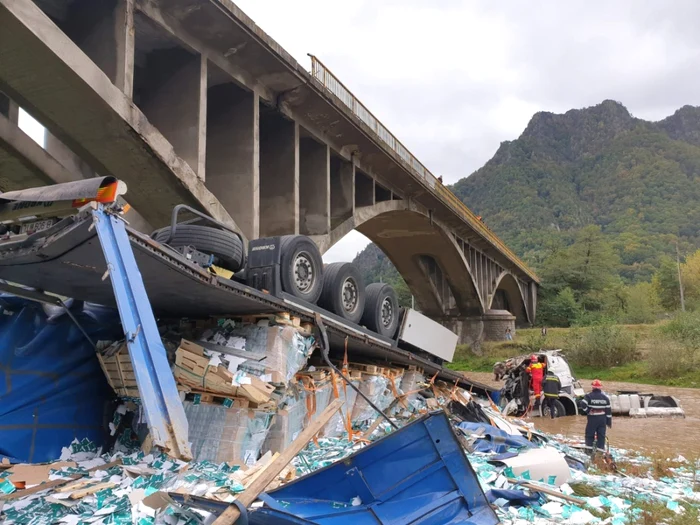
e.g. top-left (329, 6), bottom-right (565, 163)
top-left (309, 56), bottom-right (538, 282)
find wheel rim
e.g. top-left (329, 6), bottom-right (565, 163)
top-left (293, 251), bottom-right (315, 293)
top-left (341, 277), bottom-right (359, 313)
top-left (380, 297), bottom-right (393, 327)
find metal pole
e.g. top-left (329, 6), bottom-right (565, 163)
top-left (676, 241), bottom-right (686, 312)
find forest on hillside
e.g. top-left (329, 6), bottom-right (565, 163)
top-left (353, 101), bottom-right (700, 325)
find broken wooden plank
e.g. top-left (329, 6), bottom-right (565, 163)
top-left (212, 398), bottom-right (343, 525)
top-left (69, 481), bottom-right (116, 499)
top-left (0, 459), bottom-right (123, 501)
top-left (506, 478), bottom-right (586, 505)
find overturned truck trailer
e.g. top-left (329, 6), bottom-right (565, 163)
top-left (0, 179), bottom-right (494, 462)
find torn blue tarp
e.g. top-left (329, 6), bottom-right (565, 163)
top-left (248, 411), bottom-right (500, 524)
top-left (0, 296), bottom-right (120, 463)
top-left (485, 489), bottom-right (541, 508)
top-left (457, 421), bottom-right (536, 454)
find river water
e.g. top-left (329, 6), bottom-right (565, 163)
top-left (466, 372), bottom-right (700, 459)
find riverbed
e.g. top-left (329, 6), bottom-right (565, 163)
top-left (465, 371), bottom-right (700, 459)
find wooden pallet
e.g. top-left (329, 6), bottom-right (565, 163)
top-left (97, 344), bottom-right (139, 397)
top-left (297, 369), bottom-right (329, 382)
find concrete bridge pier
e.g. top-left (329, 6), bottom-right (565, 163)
top-left (444, 310), bottom-right (517, 349)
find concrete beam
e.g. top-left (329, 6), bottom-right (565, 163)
top-left (205, 84), bottom-right (259, 240)
top-left (44, 131), bottom-right (94, 179)
top-left (299, 137), bottom-right (330, 236)
top-left (0, 0), bottom-right (237, 231)
top-left (0, 91), bottom-right (19, 124)
top-left (0, 112), bottom-right (151, 232)
top-left (0, 112), bottom-right (74, 189)
top-left (135, 0), bottom-right (275, 103)
top-left (259, 112), bottom-right (298, 236)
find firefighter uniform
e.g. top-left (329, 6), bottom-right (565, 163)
top-left (542, 371), bottom-right (561, 419)
top-left (581, 380), bottom-right (612, 454)
top-left (526, 357), bottom-right (544, 396)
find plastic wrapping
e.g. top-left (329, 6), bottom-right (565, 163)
top-left (322, 378), bottom-right (359, 438)
top-left (231, 325), bottom-right (315, 384)
top-left (398, 370), bottom-right (426, 414)
top-left (351, 374), bottom-right (394, 426)
top-left (184, 401), bottom-right (274, 465)
top-left (263, 386), bottom-right (308, 454)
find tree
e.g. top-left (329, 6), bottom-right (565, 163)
top-left (681, 249), bottom-right (700, 310)
top-left (622, 282), bottom-right (661, 324)
top-left (653, 255), bottom-right (682, 311)
top-left (538, 287), bottom-right (582, 327)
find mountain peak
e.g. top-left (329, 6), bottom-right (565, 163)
top-left (656, 105), bottom-right (700, 146)
top-left (450, 99), bottom-right (700, 282)
top-left (516, 101), bottom-right (636, 161)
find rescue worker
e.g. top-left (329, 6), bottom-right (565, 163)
top-left (581, 379), bottom-right (612, 456)
top-left (542, 370), bottom-right (561, 419)
top-left (526, 355), bottom-right (544, 410)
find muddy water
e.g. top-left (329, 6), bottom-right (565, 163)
top-left (466, 372), bottom-right (700, 458)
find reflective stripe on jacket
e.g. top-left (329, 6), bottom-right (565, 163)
top-left (543, 374), bottom-right (561, 397)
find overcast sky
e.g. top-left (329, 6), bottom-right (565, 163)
top-left (19, 1), bottom-right (700, 263)
top-left (232, 0), bottom-right (700, 262)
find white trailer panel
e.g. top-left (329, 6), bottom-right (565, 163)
top-left (398, 309), bottom-right (458, 362)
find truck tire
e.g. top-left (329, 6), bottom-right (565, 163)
top-left (318, 262), bottom-right (365, 323)
top-left (361, 283), bottom-right (399, 337)
top-left (152, 224), bottom-right (244, 271)
top-left (279, 235), bottom-right (323, 304)
top-left (541, 399), bottom-right (566, 418)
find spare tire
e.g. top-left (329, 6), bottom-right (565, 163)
top-left (152, 224), bottom-right (244, 271)
top-left (361, 283), bottom-right (399, 337)
top-left (318, 262), bottom-right (365, 323)
top-left (279, 235), bottom-right (323, 304)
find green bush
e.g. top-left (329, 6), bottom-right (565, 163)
top-left (566, 323), bottom-right (639, 368)
top-left (650, 312), bottom-right (700, 378)
top-left (659, 311), bottom-right (700, 346)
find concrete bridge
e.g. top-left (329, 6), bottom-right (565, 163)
top-left (0, 0), bottom-right (539, 342)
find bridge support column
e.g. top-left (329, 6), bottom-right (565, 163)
top-left (299, 137), bottom-right (329, 236)
top-left (205, 84), bottom-right (259, 240)
top-left (444, 317), bottom-right (484, 349)
top-left (330, 157), bottom-right (354, 229)
top-left (445, 309), bottom-right (516, 348)
top-left (135, 50), bottom-right (207, 179)
top-left (355, 169), bottom-right (374, 208)
top-left (260, 113), bottom-right (299, 236)
top-left (482, 309), bottom-right (516, 341)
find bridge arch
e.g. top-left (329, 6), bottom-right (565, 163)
top-left (315, 201), bottom-right (485, 318)
top-left (488, 271), bottom-right (531, 325)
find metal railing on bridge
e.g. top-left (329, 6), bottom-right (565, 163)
top-left (309, 55), bottom-right (538, 282)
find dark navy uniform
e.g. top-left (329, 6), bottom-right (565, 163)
top-left (581, 389), bottom-right (612, 453)
top-left (542, 372), bottom-right (561, 419)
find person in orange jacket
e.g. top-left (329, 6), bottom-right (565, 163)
top-left (526, 354), bottom-right (544, 409)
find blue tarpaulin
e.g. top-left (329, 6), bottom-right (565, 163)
top-left (485, 489), bottom-right (541, 507)
top-left (0, 296), bottom-right (120, 463)
top-left (249, 411), bottom-right (500, 525)
top-left (457, 421), bottom-right (536, 454)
